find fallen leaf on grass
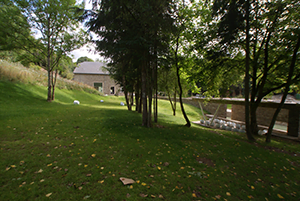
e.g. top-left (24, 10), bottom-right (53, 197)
top-left (36, 169), bottom-right (43, 173)
top-left (159, 195), bottom-right (164, 198)
top-left (47, 163), bottom-right (52, 167)
top-left (98, 180), bottom-right (104, 184)
top-left (86, 174), bottom-right (92, 177)
top-left (120, 177), bottom-right (135, 185)
top-left (226, 192), bottom-right (231, 196)
top-left (6, 167), bottom-right (11, 171)
top-left (151, 195), bottom-right (156, 198)
top-left (192, 193), bottom-right (197, 198)
top-left (78, 186), bottom-right (83, 190)
top-left (140, 193), bottom-right (148, 197)
top-left (277, 194), bottom-right (284, 199)
top-left (45, 193), bottom-right (52, 197)
top-left (11, 165), bottom-right (16, 168)
top-left (91, 154), bottom-right (96, 157)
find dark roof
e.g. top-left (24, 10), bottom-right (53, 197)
top-left (73, 62), bottom-right (109, 75)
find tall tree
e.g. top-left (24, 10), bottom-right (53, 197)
top-left (76, 56), bottom-right (94, 64)
top-left (2, 0), bottom-right (88, 101)
top-left (212, 0), bottom-right (300, 141)
top-left (86, 0), bottom-right (175, 127)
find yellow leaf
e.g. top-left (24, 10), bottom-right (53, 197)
top-left (37, 169), bottom-right (43, 173)
top-left (98, 180), bottom-right (104, 184)
top-left (40, 179), bottom-right (44, 182)
top-left (226, 192), bottom-right (231, 196)
top-left (251, 186), bottom-right (255, 189)
top-left (141, 182), bottom-right (146, 186)
top-left (45, 193), bottom-right (52, 197)
top-left (192, 193), bottom-right (197, 198)
top-left (93, 139), bottom-right (97, 142)
top-left (11, 165), bottom-right (16, 168)
top-left (157, 166), bottom-right (161, 170)
top-left (136, 180), bottom-right (140, 184)
top-left (84, 165), bottom-right (88, 167)
top-left (129, 185), bottom-right (133, 189)
top-left (91, 154), bottom-right (96, 157)
top-left (6, 167), bottom-right (11, 171)
top-left (180, 167), bottom-right (184, 170)
top-left (47, 163), bottom-right (52, 167)
top-left (277, 194), bottom-right (284, 199)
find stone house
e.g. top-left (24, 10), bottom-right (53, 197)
top-left (73, 61), bottom-right (121, 95)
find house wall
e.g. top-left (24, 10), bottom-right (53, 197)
top-left (73, 74), bottom-right (121, 95)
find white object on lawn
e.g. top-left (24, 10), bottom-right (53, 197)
top-left (73, 100), bottom-right (80, 105)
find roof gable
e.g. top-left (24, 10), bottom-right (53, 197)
top-left (73, 62), bottom-right (109, 75)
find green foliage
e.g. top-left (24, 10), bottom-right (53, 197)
top-left (76, 56), bottom-right (94, 64)
top-left (2, 0), bottom-right (89, 101)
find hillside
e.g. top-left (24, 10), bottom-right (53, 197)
top-left (1, 60), bottom-right (300, 201)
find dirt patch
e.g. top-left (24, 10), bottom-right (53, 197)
top-left (196, 157), bottom-right (215, 167)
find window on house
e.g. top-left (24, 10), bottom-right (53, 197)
top-left (110, 86), bottom-right (115, 94)
top-left (94, 83), bottom-right (103, 93)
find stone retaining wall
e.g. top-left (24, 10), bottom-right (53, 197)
top-left (231, 105), bottom-right (289, 126)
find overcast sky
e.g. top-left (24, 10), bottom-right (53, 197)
top-left (70, 0), bottom-right (104, 62)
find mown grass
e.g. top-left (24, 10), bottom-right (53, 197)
top-left (1, 63), bottom-right (300, 200)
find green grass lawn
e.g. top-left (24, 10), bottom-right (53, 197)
top-left (1, 80), bottom-right (300, 201)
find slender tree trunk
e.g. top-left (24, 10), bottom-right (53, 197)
top-left (147, 59), bottom-right (152, 127)
top-left (266, 34), bottom-right (300, 142)
top-left (46, 15), bottom-right (52, 102)
top-left (123, 74), bottom-right (131, 111)
top-left (47, 67), bottom-right (52, 102)
top-left (141, 53), bottom-right (148, 126)
top-left (250, 103), bottom-right (259, 135)
top-left (167, 93), bottom-right (176, 116)
top-left (51, 69), bottom-right (58, 101)
top-left (130, 92), bottom-right (134, 106)
top-left (154, 43), bottom-right (158, 123)
top-left (175, 36), bottom-right (190, 127)
top-left (135, 83), bottom-right (140, 112)
top-left (245, 0), bottom-right (255, 141)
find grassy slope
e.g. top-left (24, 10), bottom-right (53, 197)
top-left (0, 80), bottom-right (300, 201)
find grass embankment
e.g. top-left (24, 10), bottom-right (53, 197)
top-left (0, 61), bottom-right (300, 200)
